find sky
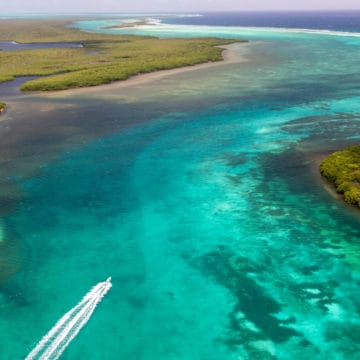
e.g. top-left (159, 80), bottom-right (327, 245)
top-left (2, 0), bottom-right (360, 13)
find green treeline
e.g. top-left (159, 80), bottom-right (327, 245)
top-left (0, 19), bottom-right (242, 91)
top-left (320, 145), bottom-right (360, 208)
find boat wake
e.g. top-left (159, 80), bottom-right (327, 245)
top-left (26, 277), bottom-right (112, 360)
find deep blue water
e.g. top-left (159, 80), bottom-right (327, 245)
top-left (164, 11), bottom-right (360, 33)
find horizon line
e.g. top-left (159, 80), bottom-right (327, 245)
top-left (1, 9), bottom-right (360, 15)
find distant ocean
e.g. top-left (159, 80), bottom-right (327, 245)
top-left (163, 11), bottom-right (360, 33)
top-left (3, 11), bottom-right (360, 33)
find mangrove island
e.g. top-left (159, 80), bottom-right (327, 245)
top-left (0, 19), bottom-right (241, 91)
top-left (320, 145), bottom-right (360, 208)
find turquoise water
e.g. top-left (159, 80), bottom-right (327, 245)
top-left (74, 18), bottom-right (360, 39)
top-left (1, 19), bottom-right (360, 359)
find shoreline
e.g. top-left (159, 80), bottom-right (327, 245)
top-left (319, 145), bottom-right (360, 210)
top-left (305, 148), bottom-right (360, 214)
top-left (41, 43), bottom-right (248, 96)
top-left (1, 18), bottom-right (243, 93)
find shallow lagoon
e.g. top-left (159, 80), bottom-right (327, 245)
top-left (0, 41), bottom-right (82, 51)
top-left (0, 17), bottom-right (360, 359)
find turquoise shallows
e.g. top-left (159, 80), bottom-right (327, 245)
top-left (1, 19), bottom-right (360, 359)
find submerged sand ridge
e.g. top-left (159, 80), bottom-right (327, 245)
top-left (46, 43), bottom-right (249, 96)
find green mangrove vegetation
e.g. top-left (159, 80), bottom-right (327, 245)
top-left (0, 102), bottom-right (5, 113)
top-left (320, 145), bottom-right (360, 208)
top-left (0, 19), bottom-right (240, 91)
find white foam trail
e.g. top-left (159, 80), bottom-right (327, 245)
top-left (245, 26), bottom-right (360, 38)
top-left (135, 22), bottom-right (360, 38)
top-left (26, 277), bottom-right (112, 360)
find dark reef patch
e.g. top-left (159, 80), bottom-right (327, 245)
top-left (199, 248), bottom-right (299, 345)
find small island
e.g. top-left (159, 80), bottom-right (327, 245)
top-left (0, 102), bottom-right (5, 114)
top-left (102, 19), bottom-right (150, 29)
top-left (320, 145), bottom-right (360, 208)
top-left (0, 19), bottom-right (242, 91)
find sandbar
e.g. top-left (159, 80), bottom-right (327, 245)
top-left (43, 43), bottom-right (248, 96)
